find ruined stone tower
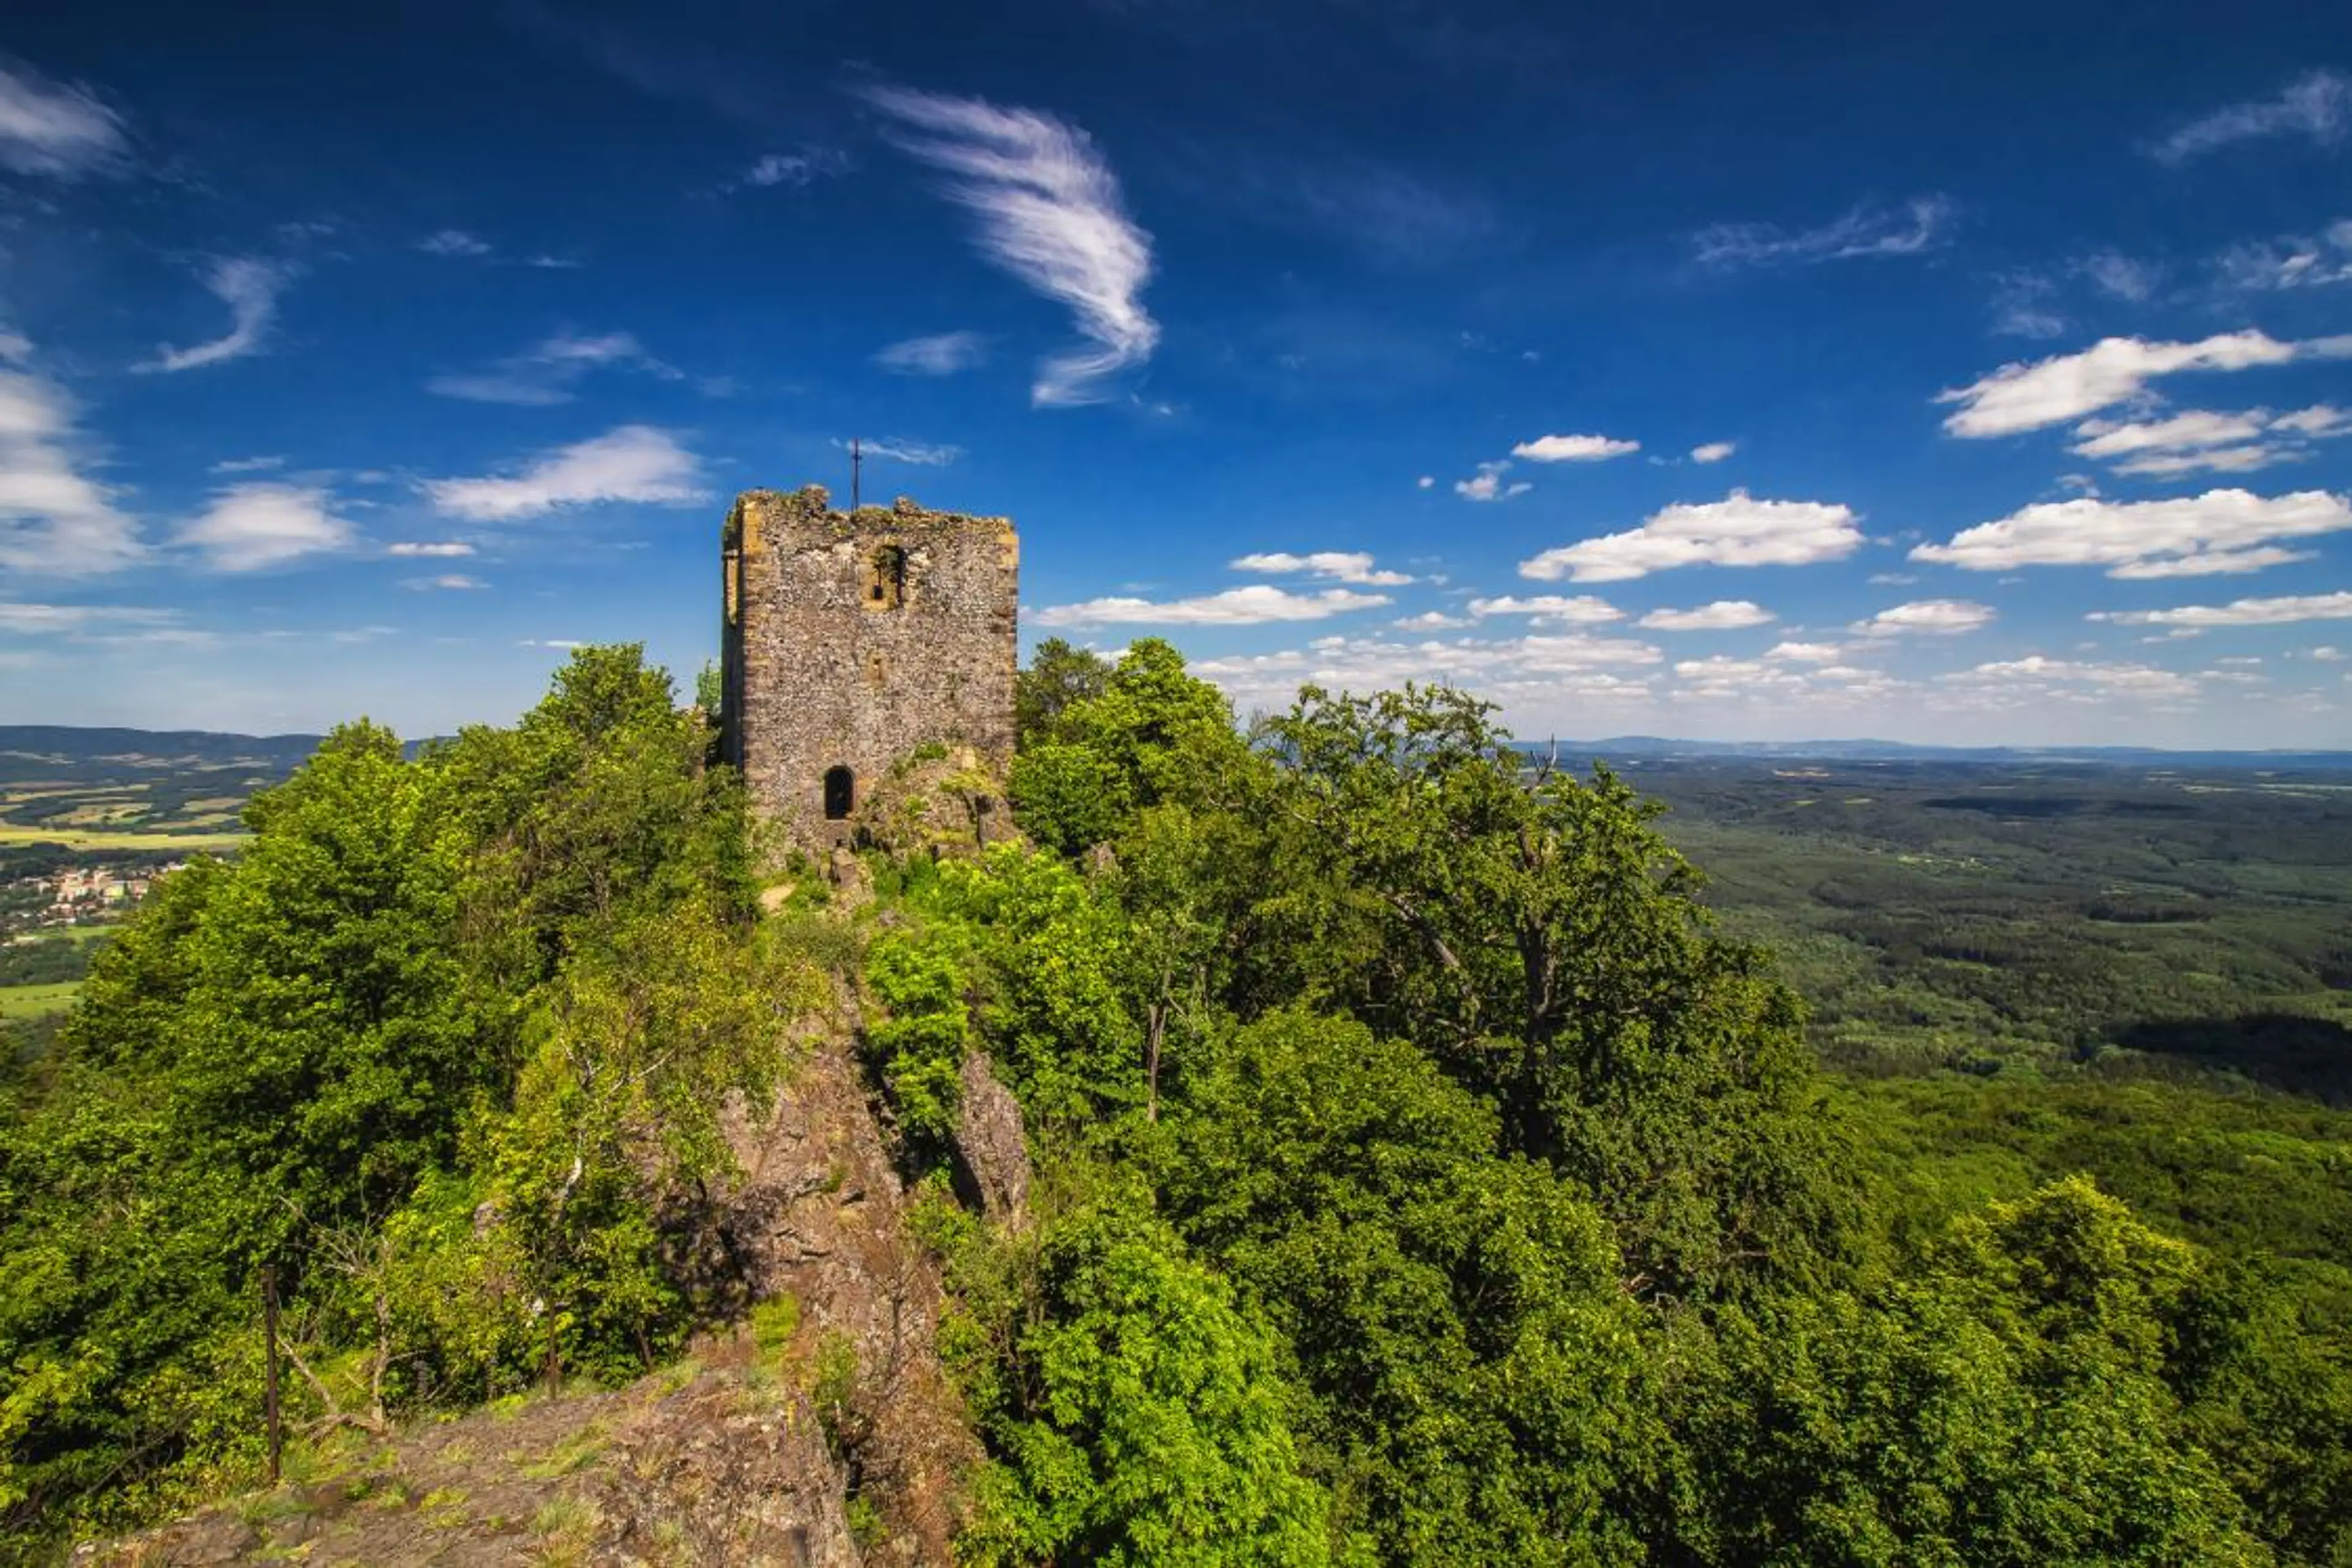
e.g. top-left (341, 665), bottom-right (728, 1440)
top-left (720, 486), bottom-right (1019, 849)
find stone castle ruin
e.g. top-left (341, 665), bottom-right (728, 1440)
top-left (720, 486), bottom-right (1019, 848)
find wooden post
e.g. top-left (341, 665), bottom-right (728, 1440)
top-left (260, 1265), bottom-right (282, 1485)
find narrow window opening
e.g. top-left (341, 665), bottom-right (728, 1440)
top-left (823, 765), bottom-right (854, 821)
top-left (866, 545), bottom-right (907, 609)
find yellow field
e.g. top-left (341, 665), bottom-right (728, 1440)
top-left (0, 823), bottom-right (247, 850)
top-left (0, 981), bottom-right (80, 1020)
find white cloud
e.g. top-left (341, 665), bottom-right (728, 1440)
top-left (386, 540), bottom-right (477, 558)
top-left (429, 328), bottom-right (676, 405)
top-left (415, 229), bottom-right (493, 257)
top-left (401, 573), bottom-right (488, 591)
top-left (2219, 219), bottom-right (2352, 289)
top-left (0, 364), bottom-right (143, 574)
top-left (0, 601), bottom-right (175, 635)
top-left (209, 454), bottom-right (286, 474)
top-left (2149, 69), bottom-right (2351, 165)
top-left (2112, 447), bottom-right (2297, 477)
top-left (1415, 475), bottom-right (1435, 490)
top-left (1231, 551), bottom-right (1412, 586)
top-left (875, 331), bottom-right (987, 376)
top-left (2081, 252), bottom-right (2160, 301)
top-left (734, 148), bottom-right (848, 189)
top-left (1031, 584), bottom-right (1390, 627)
top-left (842, 436), bottom-right (963, 467)
top-left (1638, 600), bottom-right (1776, 631)
top-left (1768, 640), bottom-right (1844, 662)
top-left (1468, 594), bottom-right (1624, 623)
top-left (1692, 195), bottom-right (1956, 267)
top-left (424, 425), bottom-right (707, 521)
top-left (864, 86), bottom-right (1156, 407)
top-left (176, 483), bottom-right (356, 571)
top-left (1190, 631), bottom-right (1662, 711)
top-left (1948, 655), bottom-right (2199, 700)
top-left (138, 258), bottom-right (293, 374)
top-left (1455, 459), bottom-right (1529, 502)
top-left (2274, 404), bottom-right (2352, 437)
top-left (1520, 489), bottom-right (1863, 582)
top-left (2088, 591), bottom-right (2352, 627)
top-left (1935, 330), bottom-right (2352, 437)
top-left (1912, 488), bottom-right (2352, 577)
top-left (2070, 409), bottom-right (2267, 458)
top-left (1690, 441), bottom-right (1736, 464)
top-left (2306, 645), bottom-right (2345, 661)
top-left (2107, 545), bottom-right (2315, 578)
top-left (0, 56), bottom-right (127, 178)
top-left (1392, 611), bottom-right (1464, 630)
top-left (1853, 599), bottom-right (1997, 636)
top-left (1512, 433), bottom-right (1639, 462)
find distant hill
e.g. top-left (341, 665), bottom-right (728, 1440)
top-left (1534, 736), bottom-right (2352, 772)
top-left (0, 726), bottom-right (324, 779)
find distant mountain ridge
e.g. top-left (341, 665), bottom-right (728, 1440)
top-left (6, 724), bottom-right (2350, 775)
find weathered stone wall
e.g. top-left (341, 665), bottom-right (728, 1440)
top-left (723, 485), bottom-right (1019, 851)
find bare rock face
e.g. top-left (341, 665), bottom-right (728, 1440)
top-left (952, 1052), bottom-right (1030, 1226)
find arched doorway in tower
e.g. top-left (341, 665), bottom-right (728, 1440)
top-left (823, 765), bottom-right (854, 821)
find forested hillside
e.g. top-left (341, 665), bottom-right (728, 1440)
top-left (3, 643), bottom-right (2347, 1564)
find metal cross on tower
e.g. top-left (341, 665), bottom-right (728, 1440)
top-left (850, 436), bottom-right (862, 511)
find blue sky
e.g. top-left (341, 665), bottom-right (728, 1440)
top-left (2, 1), bottom-right (2351, 747)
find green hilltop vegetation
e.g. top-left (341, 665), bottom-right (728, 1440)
top-left (2, 641), bottom-right (2350, 1564)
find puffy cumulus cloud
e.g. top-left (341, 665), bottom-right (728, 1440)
top-left (1231, 551), bottom-right (1412, 586)
top-left (1455, 460), bottom-right (1530, 502)
top-left (0, 56), bottom-right (128, 178)
top-left (386, 541), bottom-right (476, 558)
top-left (1946, 656), bottom-right (2201, 701)
top-left (424, 425), bottom-right (707, 521)
top-left (1934, 331), bottom-right (2352, 438)
top-left (1520, 489), bottom-right (1863, 582)
top-left (137, 258), bottom-right (295, 374)
top-left (1638, 600), bottom-right (1776, 631)
top-left (176, 483), bottom-right (356, 571)
top-left (1692, 195), bottom-right (1957, 268)
top-left (1767, 640), bottom-right (1844, 662)
top-left (1031, 584), bottom-right (1390, 627)
top-left (1392, 610), bottom-right (1464, 630)
top-left (1511, 433), bottom-right (1639, 462)
top-left (864, 86), bottom-right (1156, 407)
top-left (2148, 69), bottom-right (2351, 166)
top-left (2088, 590), bottom-right (2352, 628)
top-left (1188, 631), bottom-right (1662, 712)
top-left (874, 331), bottom-right (987, 375)
top-left (429, 328), bottom-right (679, 406)
top-left (1690, 441), bottom-right (1736, 464)
top-left (0, 363), bottom-right (144, 574)
top-left (1468, 594), bottom-right (1623, 623)
top-left (2219, 220), bottom-right (2352, 290)
top-left (2067, 404), bottom-right (2352, 476)
top-left (1852, 599), bottom-right (1997, 636)
top-left (1911, 488), bottom-right (2352, 578)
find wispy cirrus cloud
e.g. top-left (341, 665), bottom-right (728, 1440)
top-left (137, 258), bottom-right (295, 374)
top-left (0, 55), bottom-right (128, 178)
top-left (424, 426), bottom-right (707, 521)
top-left (2147, 69), bottom-right (2351, 165)
top-left (176, 483), bottom-right (356, 572)
top-left (834, 436), bottom-right (962, 467)
top-left (875, 331), bottom-right (987, 376)
top-left (1032, 585), bottom-right (1390, 627)
top-left (863, 85), bottom-right (1157, 407)
top-left (386, 540), bottom-right (477, 558)
top-left (429, 328), bottom-right (679, 405)
top-left (1912, 488), bottom-right (2352, 578)
top-left (1692, 195), bottom-right (1957, 268)
top-left (1520, 490), bottom-right (1864, 582)
top-left (723, 146), bottom-right (849, 192)
top-left (415, 228), bottom-right (494, 257)
top-left (2218, 219), bottom-right (2352, 289)
top-left (0, 360), bottom-right (144, 574)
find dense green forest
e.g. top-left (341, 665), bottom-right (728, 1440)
top-left (3, 642), bottom-right (2348, 1564)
